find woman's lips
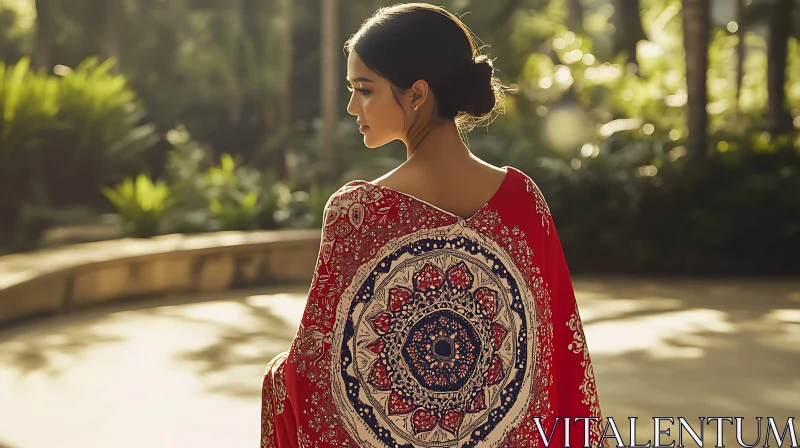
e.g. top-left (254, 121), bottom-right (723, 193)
top-left (359, 125), bottom-right (370, 133)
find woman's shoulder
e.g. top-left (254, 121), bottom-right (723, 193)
top-left (501, 166), bottom-right (554, 232)
top-left (325, 166), bottom-right (551, 220)
top-left (504, 166), bottom-right (549, 202)
top-left (326, 179), bottom-right (372, 203)
top-left (321, 179), bottom-right (384, 219)
top-left (504, 165), bottom-right (539, 188)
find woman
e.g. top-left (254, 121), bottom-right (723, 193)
top-left (262, 3), bottom-right (608, 447)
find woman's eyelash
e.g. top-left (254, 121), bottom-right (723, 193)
top-left (346, 85), bottom-right (370, 95)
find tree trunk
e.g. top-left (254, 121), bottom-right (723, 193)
top-left (565, 0), bottom-right (584, 33)
top-left (321, 0), bottom-right (340, 179)
top-left (34, 0), bottom-right (55, 71)
top-left (682, 0), bottom-right (710, 158)
top-left (279, 0), bottom-right (293, 177)
top-left (228, 0), bottom-right (244, 125)
top-left (766, 0), bottom-right (795, 134)
top-left (735, 0), bottom-right (746, 120)
top-left (104, 0), bottom-right (121, 73)
top-left (612, 0), bottom-right (647, 72)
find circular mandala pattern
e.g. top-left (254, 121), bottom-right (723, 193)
top-left (402, 309), bottom-right (482, 392)
top-left (331, 224), bottom-right (536, 447)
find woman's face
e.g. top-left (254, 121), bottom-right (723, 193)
top-left (346, 51), bottom-right (410, 148)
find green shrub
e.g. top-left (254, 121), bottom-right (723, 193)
top-left (0, 57), bottom-right (159, 249)
top-left (527, 135), bottom-right (800, 275)
top-left (0, 58), bottom-right (61, 243)
top-left (44, 57), bottom-right (160, 206)
top-left (257, 175), bottom-right (294, 229)
top-left (101, 174), bottom-right (174, 238)
top-left (161, 138), bottom-right (295, 232)
top-left (210, 191), bottom-right (261, 231)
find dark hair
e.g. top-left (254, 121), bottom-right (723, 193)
top-left (344, 3), bottom-right (508, 134)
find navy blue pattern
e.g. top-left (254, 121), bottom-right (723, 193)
top-left (334, 234), bottom-right (531, 447)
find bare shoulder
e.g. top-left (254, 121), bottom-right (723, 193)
top-left (369, 165), bottom-right (403, 187)
top-left (367, 161), bottom-right (510, 219)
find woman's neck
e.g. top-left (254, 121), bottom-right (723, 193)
top-left (405, 118), bottom-right (470, 164)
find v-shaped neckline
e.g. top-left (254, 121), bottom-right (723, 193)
top-left (354, 165), bottom-right (512, 223)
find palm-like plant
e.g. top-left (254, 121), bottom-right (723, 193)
top-left (0, 58), bottom-right (60, 240)
top-left (101, 174), bottom-right (175, 238)
top-left (53, 57), bottom-right (159, 197)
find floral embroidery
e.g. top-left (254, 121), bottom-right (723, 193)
top-left (261, 167), bottom-right (605, 448)
top-left (261, 368), bottom-right (276, 447)
top-left (272, 352), bottom-right (289, 414)
top-left (469, 208), bottom-right (557, 447)
top-left (523, 176), bottom-right (552, 235)
top-left (331, 232), bottom-right (535, 447)
top-left (333, 233), bottom-right (532, 446)
top-left (567, 302), bottom-right (607, 448)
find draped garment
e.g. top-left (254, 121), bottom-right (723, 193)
top-left (261, 166), bottom-right (608, 448)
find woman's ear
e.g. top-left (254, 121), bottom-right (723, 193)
top-left (410, 79), bottom-right (429, 108)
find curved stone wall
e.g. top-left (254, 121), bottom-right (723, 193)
top-left (0, 229), bottom-right (321, 326)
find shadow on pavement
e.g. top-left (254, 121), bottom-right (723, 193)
top-left (0, 276), bottom-right (797, 446)
top-left (571, 277), bottom-right (800, 445)
top-left (0, 284), bottom-right (307, 388)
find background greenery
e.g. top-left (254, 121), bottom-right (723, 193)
top-left (0, 0), bottom-right (798, 275)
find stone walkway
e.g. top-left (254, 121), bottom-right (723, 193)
top-left (0, 278), bottom-right (798, 448)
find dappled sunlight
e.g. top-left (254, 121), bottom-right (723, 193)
top-left (575, 281), bottom-right (740, 360)
top-left (0, 286), bottom-right (307, 448)
top-left (152, 292), bottom-right (304, 329)
top-left (575, 290), bottom-right (684, 322)
top-left (764, 308), bottom-right (800, 323)
top-left (575, 278), bottom-right (800, 422)
top-left (758, 308), bottom-right (800, 351)
top-left (143, 289), bottom-right (307, 395)
top-left (1, 278), bottom-right (798, 446)
top-left (245, 292), bottom-right (308, 325)
top-left (0, 313), bottom-right (126, 380)
top-left (585, 308), bottom-right (734, 359)
top-left (146, 292), bottom-right (308, 380)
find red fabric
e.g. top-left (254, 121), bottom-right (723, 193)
top-left (262, 166), bottom-right (608, 448)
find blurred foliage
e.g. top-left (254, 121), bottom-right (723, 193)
top-left (101, 174), bottom-right (174, 238)
top-left (202, 153), bottom-right (271, 231)
top-left (160, 129), bottom-right (296, 233)
top-left (50, 57), bottom-right (160, 204)
top-left (100, 136), bottom-right (319, 237)
top-left (0, 56), bottom-right (157, 251)
top-left (528, 133), bottom-right (800, 275)
top-left (153, 123), bottom-right (342, 235)
top-left (0, 0), bottom-right (798, 275)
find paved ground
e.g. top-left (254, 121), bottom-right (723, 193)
top-left (0, 277), bottom-right (798, 448)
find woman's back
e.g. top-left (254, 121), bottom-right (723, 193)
top-left (261, 166), bottom-right (608, 448)
top-left (370, 162), bottom-right (510, 221)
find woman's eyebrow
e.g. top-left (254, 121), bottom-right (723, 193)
top-left (346, 77), bottom-right (376, 85)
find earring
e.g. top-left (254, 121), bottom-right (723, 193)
top-left (414, 104), bottom-right (419, 111)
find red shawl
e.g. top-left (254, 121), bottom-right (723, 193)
top-left (262, 166), bottom-right (608, 448)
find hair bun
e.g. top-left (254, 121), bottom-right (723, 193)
top-left (460, 55), bottom-right (497, 117)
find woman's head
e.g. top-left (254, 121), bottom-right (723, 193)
top-left (344, 3), bottom-right (505, 148)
